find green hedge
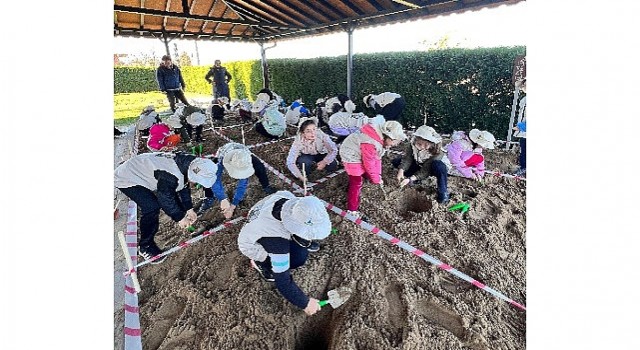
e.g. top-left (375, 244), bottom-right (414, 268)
top-left (114, 46), bottom-right (525, 136)
top-left (114, 61), bottom-right (264, 99)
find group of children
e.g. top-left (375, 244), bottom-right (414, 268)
top-left (118, 88), bottom-right (507, 316)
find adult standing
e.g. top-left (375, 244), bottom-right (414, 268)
top-left (205, 59), bottom-right (232, 99)
top-left (156, 55), bottom-right (190, 112)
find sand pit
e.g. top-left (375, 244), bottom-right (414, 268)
top-left (114, 116), bottom-right (526, 350)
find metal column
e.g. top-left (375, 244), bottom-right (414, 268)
top-left (346, 26), bottom-right (354, 99)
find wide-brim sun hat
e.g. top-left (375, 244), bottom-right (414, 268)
top-left (469, 129), bottom-right (496, 149)
top-left (251, 99), bottom-right (268, 113)
top-left (136, 114), bottom-right (156, 130)
top-left (380, 120), bottom-right (407, 141)
top-left (413, 125), bottom-right (442, 144)
top-left (186, 112), bottom-right (207, 126)
top-left (344, 100), bottom-right (356, 113)
top-left (281, 196), bottom-right (331, 241)
top-left (143, 105), bottom-right (155, 112)
top-left (222, 149), bottom-right (255, 179)
top-left (166, 115), bottom-right (183, 128)
top-left (362, 94), bottom-right (374, 106)
top-left (187, 158), bottom-right (218, 188)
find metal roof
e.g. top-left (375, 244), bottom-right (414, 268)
top-left (114, 0), bottom-right (524, 42)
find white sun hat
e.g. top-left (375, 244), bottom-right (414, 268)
top-left (251, 99), bottom-right (268, 113)
top-left (413, 125), bottom-right (442, 144)
top-left (166, 114), bottom-right (183, 129)
top-left (281, 196), bottom-right (331, 241)
top-left (469, 129), bottom-right (496, 149)
top-left (343, 100), bottom-right (356, 113)
top-left (222, 148), bottom-right (255, 179)
top-left (143, 105), bottom-right (155, 112)
top-left (380, 120), bottom-right (407, 141)
top-left (362, 94), bottom-right (374, 106)
top-left (136, 113), bottom-right (157, 130)
top-left (187, 158), bottom-right (218, 188)
top-left (186, 111), bottom-right (207, 126)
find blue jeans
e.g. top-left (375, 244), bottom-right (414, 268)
top-left (214, 83), bottom-right (230, 99)
top-left (296, 153), bottom-right (338, 175)
top-left (391, 156), bottom-right (448, 200)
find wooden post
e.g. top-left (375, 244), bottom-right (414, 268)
top-left (117, 231), bottom-right (142, 293)
top-left (302, 163), bottom-right (307, 196)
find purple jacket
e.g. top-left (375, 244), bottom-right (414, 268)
top-left (446, 133), bottom-right (485, 178)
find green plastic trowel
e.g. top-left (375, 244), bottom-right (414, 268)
top-left (318, 286), bottom-right (352, 309)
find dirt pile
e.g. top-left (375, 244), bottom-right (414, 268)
top-left (114, 117), bottom-right (526, 350)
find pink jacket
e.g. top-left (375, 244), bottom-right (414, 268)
top-left (341, 124), bottom-right (384, 183)
top-left (147, 124), bottom-right (172, 151)
top-left (446, 133), bottom-right (485, 178)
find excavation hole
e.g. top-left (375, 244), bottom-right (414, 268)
top-left (399, 188), bottom-right (433, 216)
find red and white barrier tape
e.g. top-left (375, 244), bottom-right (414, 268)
top-left (485, 170), bottom-right (526, 182)
top-left (215, 122), bottom-right (253, 130)
top-left (252, 154), bottom-right (304, 191)
top-left (293, 168), bottom-right (346, 194)
top-left (210, 128), bottom-right (233, 143)
top-left (124, 215), bottom-right (246, 274)
top-left (124, 201), bottom-right (143, 350)
top-left (247, 136), bottom-right (296, 149)
top-left (258, 155), bottom-right (526, 311)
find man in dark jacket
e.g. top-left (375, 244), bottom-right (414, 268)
top-left (114, 152), bottom-right (217, 263)
top-left (156, 55), bottom-right (191, 112)
top-left (205, 59), bottom-right (232, 99)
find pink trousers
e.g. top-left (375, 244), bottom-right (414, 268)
top-left (347, 175), bottom-right (365, 211)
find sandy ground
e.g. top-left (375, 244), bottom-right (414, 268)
top-left (114, 115), bottom-right (526, 350)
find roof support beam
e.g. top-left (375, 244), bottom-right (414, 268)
top-left (220, 1), bottom-right (273, 36)
top-left (183, 0), bottom-right (199, 31)
top-left (223, 0), bottom-right (304, 27)
top-left (181, 0), bottom-right (190, 14)
top-left (115, 26), bottom-right (256, 41)
top-left (200, 0), bottom-right (218, 32)
top-left (114, 5), bottom-right (301, 29)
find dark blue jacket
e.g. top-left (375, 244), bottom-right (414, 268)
top-left (156, 64), bottom-right (186, 91)
top-left (155, 153), bottom-right (196, 221)
top-left (205, 67), bottom-right (232, 85)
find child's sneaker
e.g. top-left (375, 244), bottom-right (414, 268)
top-left (139, 245), bottom-right (167, 264)
top-left (307, 241), bottom-right (320, 253)
top-left (250, 260), bottom-right (275, 282)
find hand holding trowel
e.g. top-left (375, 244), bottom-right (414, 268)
top-left (318, 286), bottom-right (352, 309)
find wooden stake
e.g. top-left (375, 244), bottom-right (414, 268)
top-left (117, 231), bottom-right (142, 293)
top-left (302, 163), bottom-right (307, 196)
top-left (241, 126), bottom-right (245, 145)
